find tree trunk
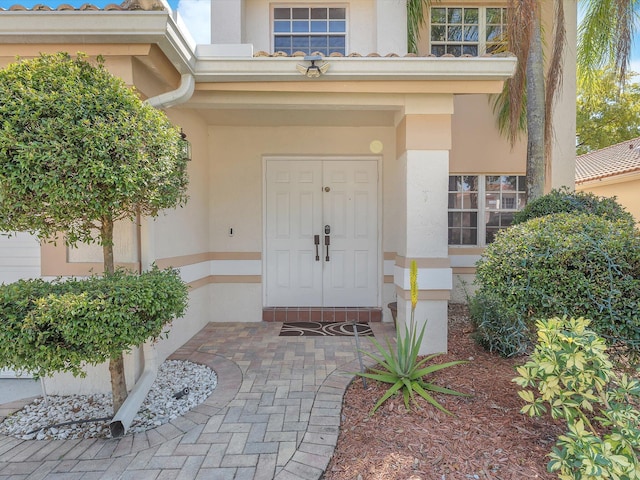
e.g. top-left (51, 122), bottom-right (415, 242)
top-left (101, 218), bottom-right (115, 275)
top-left (109, 354), bottom-right (128, 414)
top-left (101, 216), bottom-right (128, 413)
top-left (526, 13), bottom-right (546, 202)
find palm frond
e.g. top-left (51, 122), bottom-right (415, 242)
top-left (505, 0), bottom-right (537, 146)
top-left (407, 0), bottom-right (431, 54)
top-left (579, 0), bottom-right (639, 87)
top-left (544, 0), bottom-right (566, 178)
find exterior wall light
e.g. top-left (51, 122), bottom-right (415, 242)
top-left (180, 129), bottom-right (192, 161)
top-left (296, 55), bottom-right (329, 78)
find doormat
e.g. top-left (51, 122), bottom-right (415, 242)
top-left (279, 321), bottom-right (374, 337)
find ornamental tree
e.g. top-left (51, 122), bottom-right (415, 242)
top-left (0, 53), bottom-right (189, 412)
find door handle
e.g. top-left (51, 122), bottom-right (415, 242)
top-left (324, 234), bottom-right (330, 262)
top-left (314, 235), bottom-right (320, 261)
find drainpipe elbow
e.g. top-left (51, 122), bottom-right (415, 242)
top-left (146, 73), bottom-right (195, 109)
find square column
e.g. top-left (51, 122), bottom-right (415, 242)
top-left (211, 0), bottom-right (244, 44)
top-left (376, 0), bottom-right (408, 55)
top-left (395, 112), bottom-right (453, 354)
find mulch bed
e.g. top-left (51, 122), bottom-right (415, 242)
top-left (323, 305), bottom-right (565, 480)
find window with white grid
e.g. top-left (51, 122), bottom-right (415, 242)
top-left (273, 6), bottom-right (347, 56)
top-left (430, 7), bottom-right (507, 57)
top-left (448, 174), bottom-right (526, 246)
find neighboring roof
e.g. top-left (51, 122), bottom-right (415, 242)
top-left (576, 137), bottom-right (640, 184)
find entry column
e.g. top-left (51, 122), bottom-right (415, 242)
top-left (395, 98), bottom-right (453, 354)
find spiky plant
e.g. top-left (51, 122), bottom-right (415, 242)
top-left (357, 261), bottom-right (469, 414)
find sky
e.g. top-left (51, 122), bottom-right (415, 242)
top-left (5, 0), bottom-right (640, 72)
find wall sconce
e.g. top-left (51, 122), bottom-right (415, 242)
top-left (180, 129), bottom-right (192, 161)
top-left (296, 55), bottom-right (329, 78)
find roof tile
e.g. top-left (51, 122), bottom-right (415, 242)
top-left (576, 137), bottom-right (640, 183)
top-left (1, 0), bottom-right (163, 11)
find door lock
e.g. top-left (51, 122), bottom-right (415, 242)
top-left (324, 225), bottom-right (331, 261)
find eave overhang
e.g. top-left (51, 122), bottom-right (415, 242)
top-left (194, 56), bottom-right (517, 86)
top-left (0, 10), bottom-right (517, 91)
top-left (0, 11), bottom-right (196, 75)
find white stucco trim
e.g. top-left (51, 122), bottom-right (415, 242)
top-left (394, 266), bottom-right (453, 291)
top-left (210, 259), bottom-right (261, 276)
top-left (450, 254), bottom-right (483, 268)
top-left (177, 261), bottom-right (211, 284)
top-left (383, 259), bottom-right (395, 276)
top-left (176, 259), bottom-right (262, 283)
top-left (194, 56), bottom-right (517, 83)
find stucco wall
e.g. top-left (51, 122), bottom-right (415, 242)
top-left (577, 176), bottom-right (640, 223)
top-left (242, 0), bottom-right (405, 55)
top-left (152, 109), bottom-right (211, 262)
top-left (450, 95), bottom-right (527, 174)
top-left (207, 124), bottom-right (398, 318)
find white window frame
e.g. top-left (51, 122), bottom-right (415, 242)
top-left (448, 174), bottom-right (526, 246)
top-left (271, 4), bottom-right (348, 56)
top-left (429, 6), bottom-right (508, 57)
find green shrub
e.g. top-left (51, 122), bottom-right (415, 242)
top-left (472, 213), bottom-right (640, 359)
top-left (469, 290), bottom-right (531, 357)
top-left (514, 317), bottom-right (640, 479)
top-left (512, 187), bottom-right (635, 226)
top-left (0, 267), bottom-right (188, 377)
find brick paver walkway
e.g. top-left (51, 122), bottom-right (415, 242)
top-left (0, 321), bottom-right (394, 479)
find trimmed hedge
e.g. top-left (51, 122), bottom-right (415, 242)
top-left (471, 213), bottom-right (640, 359)
top-left (0, 267), bottom-right (188, 377)
top-left (512, 187), bottom-right (635, 226)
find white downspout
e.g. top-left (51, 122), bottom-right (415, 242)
top-left (109, 72), bottom-right (195, 438)
top-left (146, 73), bottom-right (195, 109)
top-left (109, 342), bottom-right (158, 437)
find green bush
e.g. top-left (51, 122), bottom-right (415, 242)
top-left (512, 187), bottom-right (635, 226)
top-left (471, 213), bottom-right (640, 359)
top-left (514, 317), bottom-right (640, 479)
top-left (0, 267), bottom-right (188, 377)
top-left (469, 290), bottom-right (531, 357)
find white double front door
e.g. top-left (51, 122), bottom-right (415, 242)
top-left (265, 158), bottom-right (379, 307)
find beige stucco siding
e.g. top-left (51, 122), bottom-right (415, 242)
top-left (450, 94), bottom-right (526, 173)
top-left (241, 0), bottom-right (404, 55)
top-left (207, 124), bottom-right (397, 252)
top-left (577, 175), bottom-right (640, 222)
top-left (152, 109), bottom-right (211, 262)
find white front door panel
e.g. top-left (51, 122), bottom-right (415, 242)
top-left (265, 159), bottom-right (378, 307)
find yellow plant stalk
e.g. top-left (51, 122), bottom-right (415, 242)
top-left (410, 260), bottom-right (418, 310)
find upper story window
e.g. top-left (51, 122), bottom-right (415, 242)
top-left (448, 175), bottom-right (526, 246)
top-left (273, 6), bottom-right (347, 56)
top-left (430, 7), bottom-right (507, 57)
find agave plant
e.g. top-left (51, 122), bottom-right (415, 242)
top-left (358, 261), bottom-right (469, 414)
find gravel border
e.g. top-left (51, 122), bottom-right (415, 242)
top-left (0, 359), bottom-right (217, 440)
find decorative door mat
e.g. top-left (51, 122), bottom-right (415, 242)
top-left (279, 321), bottom-right (374, 337)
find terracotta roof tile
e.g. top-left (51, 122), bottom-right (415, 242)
top-left (576, 137), bottom-right (640, 183)
top-left (252, 51), bottom-right (503, 58)
top-left (1, 1), bottom-right (163, 11)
